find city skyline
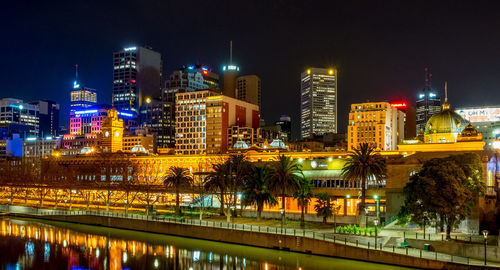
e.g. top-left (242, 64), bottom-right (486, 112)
top-left (4, 1), bottom-right (500, 137)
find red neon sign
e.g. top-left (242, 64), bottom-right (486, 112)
top-left (202, 70), bottom-right (209, 76)
top-left (390, 102), bottom-right (407, 108)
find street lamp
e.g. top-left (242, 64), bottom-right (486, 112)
top-left (482, 230), bottom-right (489, 265)
top-left (280, 208), bottom-right (285, 234)
top-left (374, 218), bottom-right (379, 249)
top-left (364, 207), bottom-right (369, 228)
top-left (373, 194), bottom-right (380, 219)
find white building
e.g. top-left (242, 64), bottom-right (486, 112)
top-left (456, 106), bottom-right (500, 149)
top-left (300, 68), bottom-right (338, 139)
top-left (0, 98), bottom-right (39, 137)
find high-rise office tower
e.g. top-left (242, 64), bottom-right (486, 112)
top-left (300, 68), bottom-right (338, 139)
top-left (223, 65), bottom-right (239, 97)
top-left (236, 75), bottom-right (261, 108)
top-left (70, 65), bottom-right (97, 113)
top-left (29, 100), bottom-right (59, 137)
top-left (416, 67), bottom-right (441, 133)
top-left (223, 41), bottom-right (239, 98)
top-left (0, 98), bottom-right (39, 138)
top-left (112, 46), bottom-right (162, 114)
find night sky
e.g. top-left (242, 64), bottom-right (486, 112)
top-left (3, 1), bottom-right (500, 138)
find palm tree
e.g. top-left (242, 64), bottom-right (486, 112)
top-left (226, 155), bottom-right (252, 217)
top-left (242, 165), bottom-right (277, 220)
top-left (341, 143), bottom-right (386, 225)
top-left (269, 155), bottom-right (302, 219)
top-left (314, 192), bottom-right (333, 224)
top-left (295, 176), bottom-right (313, 227)
top-left (205, 162), bottom-right (230, 216)
top-left (164, 166), bottom-right (193, 215)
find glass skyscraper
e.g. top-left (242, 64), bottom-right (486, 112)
top-left (300, 67), bottom-right (338, 139)
top-left (416, 68), bottom-right (441, 133)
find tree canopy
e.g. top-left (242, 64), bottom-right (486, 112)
top-left (398, 153), bottom-right (485, 239)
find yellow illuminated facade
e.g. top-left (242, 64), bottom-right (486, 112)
top-left (100, 108), bottom-right (124, 153)
top-left (348, 102), bottom-right (404, 151)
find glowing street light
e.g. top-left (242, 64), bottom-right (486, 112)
top-left (483, 230), bottom-right (489, 265)
top-left (374, 218), bottom-right (379, 249)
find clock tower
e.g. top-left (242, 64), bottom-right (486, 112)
top-left (101, 108), bottom-right (124, 153)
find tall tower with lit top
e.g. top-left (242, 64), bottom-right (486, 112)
top-left (416, 67), bottom-right (441, 133)
top-left (70, 64), bottom-right (97, 113)
top-left (300, 67), bottom-right (338, 139)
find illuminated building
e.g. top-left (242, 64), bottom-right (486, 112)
top-left (416, 68), bottom-right (441, 133)
top-left (274, 115), bottom-right (291, 141)
top-left (0, 98), bottom-right (39, 137)
top-left (70, 105), bottom-right (135, 136)
top-left (300, 68), bottom-right (338, 139)
top-left (22, 136), bottom-right (59, 157)
top-left (70, 66), bottom-right (97, 114)
top-left (175, 91), bottom-right (259, 155)
top-left (236, 75), bottom-right (261, 108)
top-left (123, 133), bottom-right (154, 154)
top-left (59, 133), bottom-right (99, 156)
top-left (100, 108), bottom-right (124, 153)
top-left (112, 46), bottom-right (162, 114)
top-left (152, 66), bottom-right (220, 150)
top-left (348, 102), bottom-right (404, 151)
top-left (29, 100), bottom-right (60, 137)
top-left (222, 65), bottom-right (239, 98)
top-left (165, 65), bottom-right (217, 90)
top-left (456, 106), bottom-right (500, 149)
top-left (390, 101), bottom-right (416, 139)
top-left (398, 90), bottom-right (485, 152)
top-left (227, 126), bottom-right (258, 149)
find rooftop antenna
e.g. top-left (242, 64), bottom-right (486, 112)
top-left (75, 64), bottom-right (79, 81)
top-left (230, 40), bottom-right (233, 65)
top-left (424, 67), bottom-right (432, 89)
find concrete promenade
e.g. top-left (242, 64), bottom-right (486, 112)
top-left (2, 206), bottom-right (499, 270)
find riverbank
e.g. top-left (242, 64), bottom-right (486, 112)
top-left (4, 209), bottom-right (495, 270)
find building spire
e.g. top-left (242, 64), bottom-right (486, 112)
top-left (229, 40), bottom-right (233, 65)
top-left (442, 81), bottom-right (450, 110)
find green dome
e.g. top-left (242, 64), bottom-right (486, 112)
top-left (425, 109), bottom-right (467, 135)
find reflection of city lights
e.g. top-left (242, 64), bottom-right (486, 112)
top-left (123, 252), bottom-right (128, 263)
top-left (154, 258), bottom-right (159, 268)
top-left (193, 250), bottom-right (200, 262)
top-left (265, 263), bottom-right (268, 270)
top-left (96, 247), bottom-right (100, 258)
top-left (63, 240), bottom-right (67, 247)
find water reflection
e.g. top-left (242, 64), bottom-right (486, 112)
top-left (0, 218), bottom-right (410, 270)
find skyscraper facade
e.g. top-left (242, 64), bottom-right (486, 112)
top-left (300, 68), bottom-right (338, 139)
top-left (0, 98), bottom-right (39, 138)
top-left (29, 100), bottom-right (59, 137)
top-left (222, 65), bottom-right (239, 98)
top-left (236, 75), bottom-right (261, 108)
top-left (112, 46), bottom-right (162, 114)
top-left (70, 82), bottom-right (96, 113)
top-left (416, 68), bottom-right (441, 133)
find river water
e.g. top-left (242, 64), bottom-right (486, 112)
top-left (0, 217), bottom-right (413, 270)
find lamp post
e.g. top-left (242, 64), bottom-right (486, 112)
top-left (482, 230), bottom-right (489, 265)
top-left (373, 194), bottom-right (380, 220)
top-left (280, 208), bottom-right (285, 234)
top-left (364, 207), bottom-right (369, 228)
top-left (374, 218), bottom-right (379, 249)
top-left (423, 211), bottom-right (428, 239)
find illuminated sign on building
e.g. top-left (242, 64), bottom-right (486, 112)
top-left (124, 47), bottom-right (137, 51)
top-left (223, 65), bottom-right (239, 71)
top-left (456, 107), bottom-right (500, 123)
top-left (390, 102), bottom-right (407, 109)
